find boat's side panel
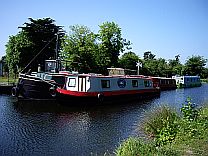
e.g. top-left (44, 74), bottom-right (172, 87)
top-left (18, 77), bottom-right (54, 99)
top-left (151, 77), bottom-right (177, 90)
top-left (56, 75), bottom-right (160, 104)
top-left (88, 77), bottom-right (153, 92)
top-left (56, 88), bottom-right (160, 104)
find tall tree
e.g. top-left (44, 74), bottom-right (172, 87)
top-left (118, 52), bottom-right (139, 70)
top-left (98, 21), bottom-right (131, 72)
top-left (60, 25), bottom-right (98, 73)
top-left (19, 18), bottom-right (64, 72)
top-left (184, 55), bottom-right (207, 76)
top-left (168, 54), bottom-right (183, 76)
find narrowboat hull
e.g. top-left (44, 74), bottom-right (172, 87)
top-left (56, 88), bottom-right (161, 104)
top-left (14, 76), bottom-right (55, 100)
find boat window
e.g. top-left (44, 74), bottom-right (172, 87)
top-left (132, 80), bottom-right (138, 87)
top-left (144, 80), bottom-right (149, 87)
top-left (68, 78), bottom-right (76, 87)
top-left (101, 80), bottom-right (110, 88)
top-left (139, 79), bottom-right (144, 86)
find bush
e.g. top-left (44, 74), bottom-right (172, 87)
top-left (143, 106), bottom-right (179, 146)
top-left (115, 99), bottom-right (208, 156)
top-left (115, 137), bottom-right (179, 156)
top-left (181, 97), bottom-right (199, 121)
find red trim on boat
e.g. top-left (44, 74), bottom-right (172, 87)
top-left (56, 88), bottom-right (159, 97)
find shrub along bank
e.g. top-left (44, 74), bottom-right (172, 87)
top-left (115, 98), bottom-right (208, 156)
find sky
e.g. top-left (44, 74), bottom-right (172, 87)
top-left (1, 0), bottom-right (208, 64)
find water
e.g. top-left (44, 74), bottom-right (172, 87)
top-left (0, 84), bottom-right (208, 156)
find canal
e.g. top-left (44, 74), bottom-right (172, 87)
top-left (0, 84), bottom-right (208, 156)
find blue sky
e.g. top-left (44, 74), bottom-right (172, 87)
top-left (1, 0), bottom-right (207, 64)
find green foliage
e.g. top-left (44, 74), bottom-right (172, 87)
top-left (184, 55), bottom-right (207, 77)
top-left (98, 22), bottom-right (131, 70)
top-left (143, 51), bottom-right (156, 60)
top-left (181, 97), bottom-right (199, 121)
top-left (5, 31), bottom-right (33, 75)
top-left (201, 68), bottom-right (208, 79)
top-left (20, 18), bottom-right (64, 72)
top-left (115, 137), bottom-right (155, 156)
top-left (115, 137), bottom-right (179, 156)
top-left (141, 53), bottom-right (208, 78)
top-left (168, 55), bottom-right (183, 76)
top-left (115, 99), bottom-right (208, 156)
top-left (201, 78), bottom-right (208, 83)
top-left (60, 25), bottom-right (97, 73)
top-left (61, 21), bottom-right (131, 74)
top-left (5, 17), bottom-right (64, 74)
top-left (118, 52), bottom-right (139, 70)
top-left (173, 106), bottom-right (208, 155)
top-left (143, 106), bottom-right (179, 146)
top-left (5, 18), bottom-right (207, 77)
top-left (142, 57), bottom-right (170, 77)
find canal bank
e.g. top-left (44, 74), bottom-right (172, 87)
top-left (0, 84), bottom-right (208, 155)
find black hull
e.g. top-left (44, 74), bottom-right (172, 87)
top-left (17, 76), bottom-right (54, 99)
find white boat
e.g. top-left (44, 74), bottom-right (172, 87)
top-left (172, 75), bottom-right (201, 88)
top-left (54, 69), bottom-right (161, 104)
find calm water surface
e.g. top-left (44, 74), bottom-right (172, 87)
top-left (0, 84), bottom-right (208, 156)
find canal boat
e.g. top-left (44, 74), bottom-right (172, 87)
top-left (55, 71), bottom-right (161, 103)
top-left (13, 66), bottom-right (160, 103)
top-left (12, 69), bottom-right (66, 99)
top-left (172, 75), bottom-right (202, 88)
top-left (150, 77), bottom-right (177, 90)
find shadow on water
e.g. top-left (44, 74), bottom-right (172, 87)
top-left (12, 94), bottom-right (160, 114)
top-left (7, 96), bottom-right (159, 156)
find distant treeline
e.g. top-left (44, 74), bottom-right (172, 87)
top-left (3, 18), bottom-right (208, 78)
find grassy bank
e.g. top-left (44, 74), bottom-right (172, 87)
top-left (201, 79), bottom-right (208, 83)
top-left (0, 76), bottom-right (17, 85)
top-left (115, 98), bottom-right (208, 156)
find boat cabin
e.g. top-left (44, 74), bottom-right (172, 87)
top-left (151, 77), bottom-right (176, 90)
top-left (64, 74), bottom-right (154, 93)
top-left (172, 75), bottom-right (201, 88)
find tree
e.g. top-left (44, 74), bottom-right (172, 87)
top-left (5, 31), bottom-right (33, 76)
top-left (168, 54), bottom-right (183, 76)
top-left (98, 21), bottom-right (131, 72)
top-left (141, 51), bottom-right (157, 76)
top-left (19, 18), bottom-right (64, 72)
top-left (184, 55), bottom-right (207, 76)
top-left (143, 51), bottom-right (156, 60)
top-left (119, 52), bottom-right (139, 70)
top-left (141, 51), bottom-right (171, 77)
top-left (201, 67), bottom-right (208, 79)
top-left (60, 25), bottom-right (98, 73)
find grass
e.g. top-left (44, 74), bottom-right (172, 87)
top-left (201, 79), bottom-right (208, 83)
top-left (0, 76), bottom-right (17, 85)
top-left (115, 99), bottom-right (208, 156)
top-left (115, 137), bottom-right (179, 156)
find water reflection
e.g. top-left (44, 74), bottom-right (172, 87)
top-left (0, 84), bottom-right (208, 155)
